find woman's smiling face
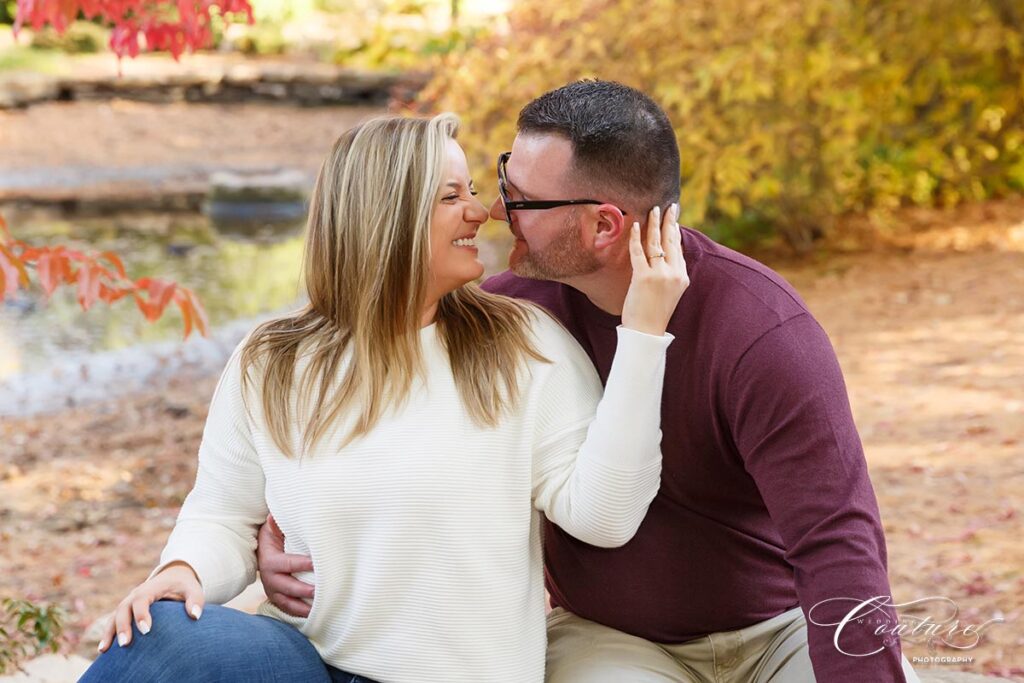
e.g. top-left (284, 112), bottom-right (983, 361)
top-left (426, 139), bottom-right (489, 302)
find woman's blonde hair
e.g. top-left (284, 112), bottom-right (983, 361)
top-left (240, 113), bottom-right (547, 457)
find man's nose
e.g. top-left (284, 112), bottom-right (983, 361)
top-left (488, 196), bottom-right (505, 223)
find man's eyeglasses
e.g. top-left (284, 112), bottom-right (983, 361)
top-left (496, 152), bottom-right (627, 224)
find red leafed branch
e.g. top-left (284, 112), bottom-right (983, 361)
top-left (14, 0), bottom-right (255, 60)
top-left (0, 214), bottom-right (210, 339)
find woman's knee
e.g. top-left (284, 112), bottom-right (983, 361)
top-left (142, 601), bottom-right (313, 661)
top-left (81, 601), bottom-right (327, 682)
top-left (80, 601), bottom-right (226, 681)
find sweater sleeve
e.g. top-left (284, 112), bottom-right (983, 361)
top-left (148, 344), bottom-right (268, 604)
top-left (531, 322), bottom-right (672, 548)
top-left (727, 313), bottom-right (907, 682)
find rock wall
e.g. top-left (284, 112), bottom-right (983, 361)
top-left (0, 61), bottom-right (428, 109)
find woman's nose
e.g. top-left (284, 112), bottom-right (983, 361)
top-left (467, 197), bottom-right (490, 223)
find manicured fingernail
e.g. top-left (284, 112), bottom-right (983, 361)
top-left (672, 202), bottom-right (679, 216)
top-left (97, 639), bottom-right (106, 652)
top-left (117, 633), bottom-right (128, 647)
top-left (632, 221), bottom-right (640, 231)
top-left (139, 621), bottom-right (151, 635)
top-left (191, 605), bottom-right (202, 620)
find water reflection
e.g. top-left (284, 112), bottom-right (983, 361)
top-left (0, 210), bottom-right (306, 377)
top-left (0, 208), bottom-right (513, 377)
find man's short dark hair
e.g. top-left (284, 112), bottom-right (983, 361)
top-left (517, 80), bottom-right (680, 210)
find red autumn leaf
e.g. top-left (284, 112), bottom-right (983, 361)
top-left (95, 263), bottom-right (115, 281)
top-left (76, 262), bottom-right (104, 310)
top-left (60, 254), bottom-right (76, 284)
top-left (99, 283), bottom-right (133, 304)
top-left (0, 242), bottom-right (31, 299)
top-left (60, 247), bottom-right (90, 265)
top-left (101, 251), bottom-right (128, 279)
top-left (183, 287), bottom-right (209, 336)
top-left (36, 250), bottom-right (65, 297)
top-left (175, 295), bottom-right (195, 339)
top-left (110, 23), bottom-right (141, 59)
top-left (962, 573), bottom-right (995, 596)
top-left (132, 290), bottom-right (158, 321)
top-left (996, 507), bottom-right (1017, 521)
top-left (18, 245), bottom-right (42, 260)
top-left (135, 277), bottom-right (178, 321)
top-left (15, 0), bottom-right (255, 61)
top-left (1, 208), bottom-right (208, 339)
top-left (149, 278), bottom-right (177, 314)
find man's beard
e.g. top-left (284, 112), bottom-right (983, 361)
top-left (509, 213), bottom-right (601, 281)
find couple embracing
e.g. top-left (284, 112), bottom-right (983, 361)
top-left (82, 80), bottom-right (919, 682)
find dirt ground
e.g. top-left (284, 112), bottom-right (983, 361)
top-left (0, 99), bottom-right (383, 179)
top-left (1, 98), bottom-right (1023, 679)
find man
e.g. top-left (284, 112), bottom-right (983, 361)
top-left (259, 80), bottom-right (918, 682)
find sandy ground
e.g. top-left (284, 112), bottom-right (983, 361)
top-left (0, 97), bottom-right (1022, 679)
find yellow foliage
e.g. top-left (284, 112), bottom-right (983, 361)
top-left (417, 0), bottom-right (1024, 248)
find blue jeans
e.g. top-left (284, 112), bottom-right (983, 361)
top-left (79, 600), bottom-right (378, 683)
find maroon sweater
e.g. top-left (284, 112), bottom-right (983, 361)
top-left (483, 228), bottom-right (907, 681)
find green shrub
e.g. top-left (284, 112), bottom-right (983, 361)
top-left (0, 1), bottom-right (16, 25)
top-left (230, 24), bottom-right (288, 55)
top-left (0, 598), bottom-right (66, 674)
top-left (29, 20), bottom-right (110, 54)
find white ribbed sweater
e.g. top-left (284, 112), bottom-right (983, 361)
top-left (156, 311), bottom-right (671, 683)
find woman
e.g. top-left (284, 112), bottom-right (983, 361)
top-left (82, 113), bottom-right (686, 683)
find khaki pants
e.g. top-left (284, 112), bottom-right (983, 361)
top-left (545, 607), bottom-right (920, 682)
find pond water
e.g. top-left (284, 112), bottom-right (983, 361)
top-left (0, 208), bottom-right (514, 379)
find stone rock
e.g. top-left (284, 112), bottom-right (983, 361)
top-left (207, 169), bottom-right (310, 204)
top-left (0, 73), bottom-right (59, 108)
top-left (1, 59), bottom-right (406, 109)
top-left (204, 168), bottom-right (311, 226)
top-left (0, 654), bottom-right (90, 682)
top-left (81, 612), bottom-right (113, 647)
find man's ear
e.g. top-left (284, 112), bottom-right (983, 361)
top-left (592, 204), bottom-right (627, 251)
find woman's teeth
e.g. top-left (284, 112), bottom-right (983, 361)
top-left (452, 238), bottom-right (476, 247)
